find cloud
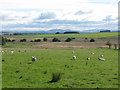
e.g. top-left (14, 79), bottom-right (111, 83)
top-left (34, 19), bottom-right (103, 25)
top-left (103, 15), bottom-right (118, 21)
top-left (0, 0), bottom-right (119, 10)
top-left (75, 10), bottom-right (92, 15)
top-left (36, 12), bottom-right (56, 20)
top-left (0, 0), bottom-right (118, 31)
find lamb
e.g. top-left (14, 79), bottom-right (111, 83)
top-left (0, 50), bottom-right (4, 53)
top-left (98, 58), bottom-right (105, 61)
top-left (86, 57), bottom-right (90, 60)
top-left (31, 56), bottom-right (37, 62)
top-left (11, 50), bottom-right (14, 54)
top-left (73, 56), bottom-right (76, 60)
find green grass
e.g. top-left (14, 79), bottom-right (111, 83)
top-left (9, 32), bottom-right (118, 38)
top-left (2, 47), bottom-right (118, 88)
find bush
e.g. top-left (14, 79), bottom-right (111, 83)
top-left (55, 32), bottom-right (60, 34)
top-left (85, 38), bottom-right (88, 40)
top-left (71, 37), bottom-right (75, 39)
top-left (5, 38), bottom-right (15, 42)
top-left (6, 39), bottom-right (11, 42)
top-left (65, 38), bottom-right (72, 42)
top-left (90, 39), bottom-right (95, 42)
top-left (43, 38), bottom-right (47, 41)
top-left (49, 72), bottom-right (62, 83)
top-left (34, 39), bottom-right (41, 42)
top-left (30, 40), bottom-right (33, 42)
top-left (11, 40), bottom-right (15, 42)
top-left (52, 38), bottom-right (60, 42)
top-left (20, 39), bottom-right (27, 42)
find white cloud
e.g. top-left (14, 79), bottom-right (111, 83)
top-left (0, 0), bottom-right (118, 31)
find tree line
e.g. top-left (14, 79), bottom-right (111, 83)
top-left (1, 36), bottom-right (120, 50)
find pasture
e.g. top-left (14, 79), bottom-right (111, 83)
top-left (2, 32), bottom-right (119, 88)
top-left (9, 32), bottom-right (118, 38)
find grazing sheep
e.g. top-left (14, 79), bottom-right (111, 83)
top-left (11, 50), bottom-right (14, 54)
top-left (1, 50), bottom-right (4, 53)
top-left (31, 56), bottom-right (37, 62)
top-left (86, 57), bottom-right (90, 60)
top-left (92, 52), bottom-right (94, 55)
top-left (98, 58), bottom-right (105, 61)
top-left (73, 56), bottom-right (76, 60)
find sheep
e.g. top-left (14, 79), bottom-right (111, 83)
top-left (98, 58), bottom-right (105, 61)
top-left (31, 56), bottom-right (37, 62)
top-left (73, 56), bottom-right (76, 60)
top-left (11, 50), bottom-right (14, 54)
top-left (1, 50), bottom-right (4, 53)
top-left (92, 52), bottom-right (94, 55)
top-left (86, 57), bottom-right (90, 60)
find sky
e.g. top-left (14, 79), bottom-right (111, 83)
top-left (0, 0), bottom-right (119, 32)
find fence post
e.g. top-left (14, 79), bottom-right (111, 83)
top-left (119, 44), bottom-right (120, 50)
top-left (114, 44), bottom-right (117, 50)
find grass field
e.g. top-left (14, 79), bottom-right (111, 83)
top-left (10, 32), bottom-right (118, 38)
top-left (2, 47), bottom-right (118, 88)
top-left (2, 32), bottom-right (119, 88)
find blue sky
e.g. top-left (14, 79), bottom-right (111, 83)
top-left (0, 0), bottom-right (119, 31)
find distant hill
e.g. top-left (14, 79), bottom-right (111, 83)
top-left (2, 29), bottom-right (119, 35)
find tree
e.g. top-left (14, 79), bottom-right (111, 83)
top-left (84, 38), bottom-right (88, 42)
top-left (6, 39), bottom-right (11, 42)
top-left (90, 39), bottom-right (95, 42)
top-left (55, 32), bottom-right (60, 34)
top-left (52, 38), bottom-right (60, 42)
top-left (85, 38), bottom-right (88, 40)
top-left (43, 38), bottom-right (47, 41)
top-left (30, 40), bottom-right (33, 42)
top-left (20, 39), bottom-right (27, 42)
top-left (71, 37), bottom-right (75, 39)
top-left (65, 38), bottom-right (72, 42)
top-left (34, 39), bottom-right (41, 42)
top-left (12, 40), bottom-right (15, 42)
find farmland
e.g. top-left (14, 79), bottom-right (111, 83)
top-left (1, 32), bottom-right (119, 88)
top-left (9, 32), bottom-right (118, 38)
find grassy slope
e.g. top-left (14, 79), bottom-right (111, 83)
top-left (2, 48), bottom-right (118, 88)
top-left (10, 32), bottom-right (118, 38)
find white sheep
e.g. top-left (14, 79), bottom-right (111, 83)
top-left (98, 58), bottom-right (105, 61)
top-left (92, 52), bottom-right (94, 55)
top-left (11, 50), bottom-right (14, 54)
top-left (86, 57), bottom-right (90, 60)
top-left (1, 50), bottom-right (4, 53)
top-left (31, 56), bottom-right (37, 62)
top-left (73, 56), bottom-right (76, 60)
